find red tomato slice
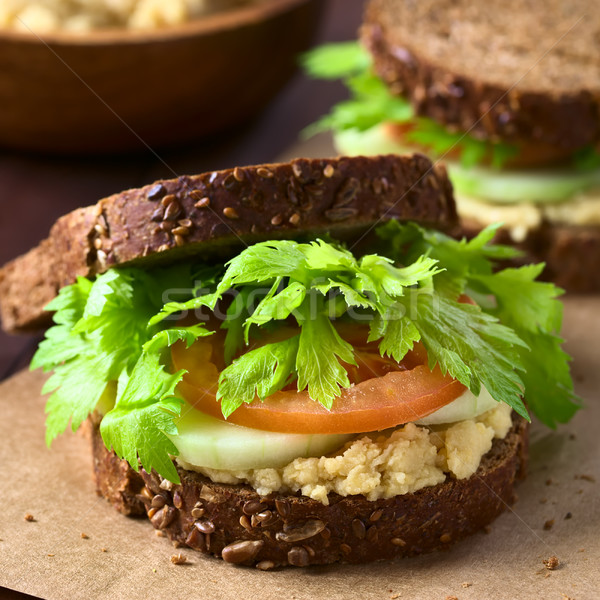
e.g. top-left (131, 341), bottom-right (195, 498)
top-left (171, 331), bottom-right (466, 435)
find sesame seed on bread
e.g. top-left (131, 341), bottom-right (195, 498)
top-left (362, 0), bottom-right (600, 149)
top-left (91, 414), bottom-right (529, 568)
top-left (0, 154), bottom-right (456, 334)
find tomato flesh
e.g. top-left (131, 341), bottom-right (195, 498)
top-left (172, 328), bottom-right (466, 434)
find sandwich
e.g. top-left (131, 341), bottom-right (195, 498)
top-left (0, 155), bottom-right (580, 568)
top-left (303, 0), bottom-right (600, 292)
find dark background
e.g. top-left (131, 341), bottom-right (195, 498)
top-left (0, 0), bottom-right (365, 382)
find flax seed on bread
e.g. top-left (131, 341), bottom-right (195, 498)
top-left (0, 154), bottom-right (456, 334)
top-left (91, 415), bottom-right (529, 567)
top-left (362, 0), bottom-right (600, 149)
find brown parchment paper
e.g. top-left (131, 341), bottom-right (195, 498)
top-left (0, 298), bottom-right (598, 600)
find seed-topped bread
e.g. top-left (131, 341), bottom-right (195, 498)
top-left (362, 0), bottom-right (600, 149)
top-left (91, 414), bottom-right (528, 568)
top-left (0, 154), bottom-right (456, 334)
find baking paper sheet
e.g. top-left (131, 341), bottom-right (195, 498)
top-left (0, 296), bottom-right (598, 600)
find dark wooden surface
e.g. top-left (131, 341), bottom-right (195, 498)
top-left (0, 0), bottom-right (364, 384)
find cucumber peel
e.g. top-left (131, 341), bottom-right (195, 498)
top-left (169, 406), bottom-right (352, 471)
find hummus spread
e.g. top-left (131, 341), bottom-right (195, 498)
top-left (456, 190), bottom-right (600, 242)
top-left (178, 402), bottom-right (513, 505)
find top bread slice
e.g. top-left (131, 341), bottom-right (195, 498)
top-left (362, 0), bottom-right (600, 150)
top-left (0, 154), bottom-right (456, 334)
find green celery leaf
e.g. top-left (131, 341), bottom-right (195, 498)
top-left (313, 279), bottom-right (374, 310)
top-left (217, 336), bottom-right (299, 418)
top-left (401, 289), bottom-right (529, 420)
top-left (223, 286), bottom-right (263, 364)
top-left (405, 119), bottom-right (518, 169)
top-left (100, 352), bottom-right (185, 483)
top-left (474, 264), bottom-right (563, 333)
top-left (369, 302), bottom-right (421, 363)
top-left (300, 239), bottom-right (358, 272)
top-left (244, 281), bottom-right (306, 335)
top-left (148, 292), bottom-right (219, 326)
top-left (80, 269), bottom-right (132, 320)
top-left (72, 270), bottom-right (154, 357)
top-left (296, 305), bottom-right (355, 409)
top-left (44, 351), bottom-right (119, 445)
top-left (221, 241), bottom-right (306, 287)
top-left (300, 41), bottom-right (370, 79)
top-left (30, 278), bottom-right (91, 371)
top-left (358, 254), bottom-right (442, 298)
top-left (474, 265), bottom-right (580, 426)
top-left (143, 323), bottom-right (213, 354)
top-left (516, 329), bottom-right (581, 427)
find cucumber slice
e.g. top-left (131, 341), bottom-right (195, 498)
top-left (169, 407), bottom-right (352, 471)
top-left (448, 163), bottom-right (600, 204)
top-left (334, 126), bottom-right (600, 205)
top-left (415, 386), bottom-right (498, 426)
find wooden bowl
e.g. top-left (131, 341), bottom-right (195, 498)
top-left (0, 0), bottom-right (322, 154)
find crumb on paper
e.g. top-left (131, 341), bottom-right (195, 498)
top-left (101, 548), bottom-right (107, 552)
top-left (152, 568), bottom-right (157, 573)
top-left (578, 548), bottom-right (585, 553)
top-left (172, 540), bottom-right (182, 548)
top-left (24, 513), bottom-right (35, 522)
top-left (543, 555), bottom-right (560, 570)
top-left (569, 433), bottom-right (576, 440)
top-left (81, 532), bottom-right (89, 539)
top-left (170, 553), bottom-right (187, 565)
top-left (543, 519), bottom-right (555, 530)
top-left (575, 474), bottom-right (596, 483)
top-left (483, 525), bottom-right (492, 534)
top-left (461, 582), bottom-right (472, 588)
top-left (577, 489), bottom-right (583, 494)
top-left (545, 478), bottom-right (553, 486)
top-left (565, 512), bottom-right (572, 520)
top-left (47, 554), bottom-right (55, 557)
top-left (155, 530), bottom-right (165, 537)
top-left (539, 498), bottom-right (547, 504)
top-left (561, 595), bottom-right (575, 600)
top-left (390, 594), bottom-right (400, 599)
top-left (445, 596), bottom-right (459, 600)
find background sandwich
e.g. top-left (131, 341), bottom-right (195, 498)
top-left (0, 155), bottom-right (579, 567)
top-left (303, 0), bottom-right (600, 292)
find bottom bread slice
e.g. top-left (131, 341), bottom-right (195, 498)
top-left (91, 416), bottom-right (528, 567)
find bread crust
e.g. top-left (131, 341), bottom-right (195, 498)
top-left (362, 1), bottom-right (600, 150)
top-left (91, 416), bottom-right (528, 568)
top-left (461, 219), bottom-right (600, 293)
top-left (0, 155), bottom-right (456, 334)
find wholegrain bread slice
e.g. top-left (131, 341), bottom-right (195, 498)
top-left (90, 415), bottom-right (528, 567)
top-left (0, 154), bottom-right (455, 334)
top-left (362, 0), bottom-right (600, 149)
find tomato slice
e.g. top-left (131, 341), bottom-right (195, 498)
top-left (171, 331), bottom-right (466, 435)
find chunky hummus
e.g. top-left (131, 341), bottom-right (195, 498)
top-left (178, 403), bottom-right (513, 505)
top-left (1, 0), bottom-right (269, 32)
top-left (456, 190), bottom-right (600, 242)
